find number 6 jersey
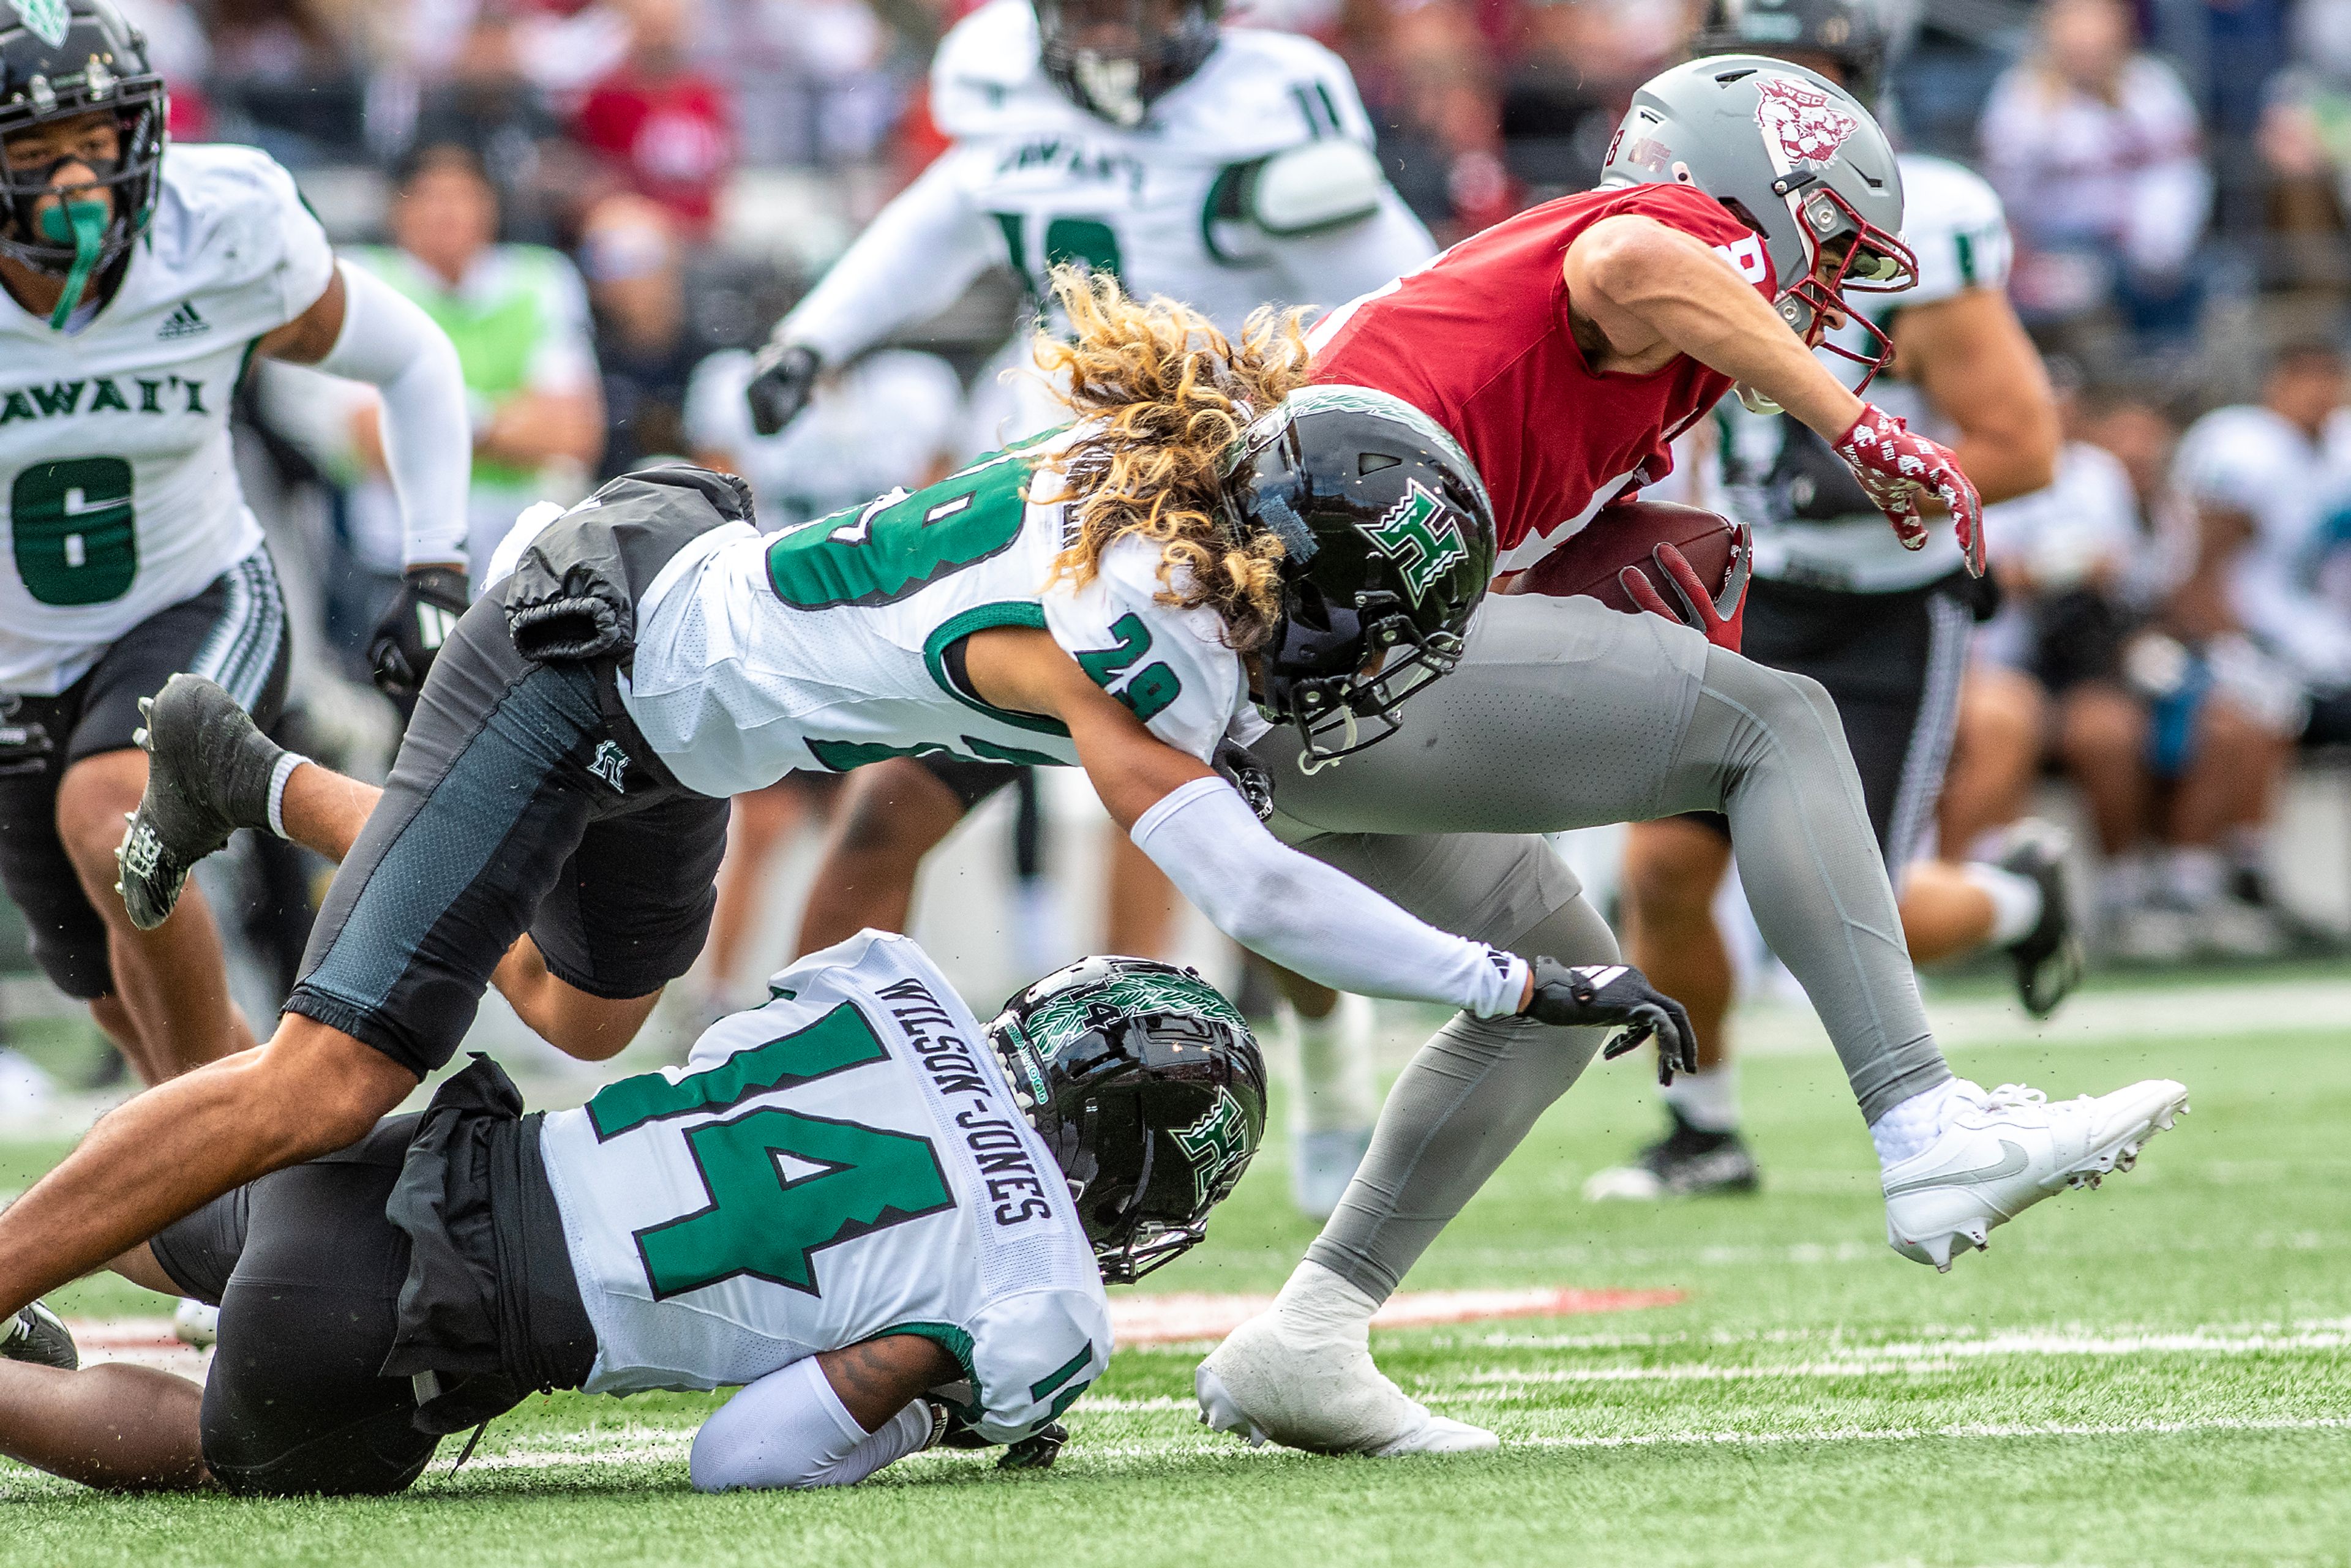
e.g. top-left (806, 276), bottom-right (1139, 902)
top-left (615, 426), bottom-right (1269, 798)
top-left (538, 931), bottom-right (1112, 1442)
top-left (0, 143), bottom-right (334, 694)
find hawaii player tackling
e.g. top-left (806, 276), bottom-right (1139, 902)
top-left (0, 1), bottom-right (468, 1088)
top-left (747, 0), bottom-right (1438, 1216)
top-left (0, 936), bottom-right (1263, 1495)
top-left (0, 272), bottom-right (1697, 1367)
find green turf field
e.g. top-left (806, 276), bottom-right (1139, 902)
top-left (3, 1007), bottom-right (2347, 1567)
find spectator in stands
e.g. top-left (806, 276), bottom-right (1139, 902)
top-left (574, 0), bottom-right (737, 238)
top-left (406, 3), bottom-right (589, 244)
top-left (1979, 0), bottom-right (2211, 347)
top-left (680, 343), bottom-right (966, 1022)
top-left (347, 143), bottom-right (605, 577)
top-left (581, 194), bottom-right (702, 476)
top-left (1989, 381), bottom-right (2301, 958)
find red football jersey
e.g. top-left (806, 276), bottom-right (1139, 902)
top-left (1308, 183), bottom-right (1776, 573)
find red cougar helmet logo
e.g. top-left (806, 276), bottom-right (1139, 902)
top-left (1753, 77), bottom-right (1858, 167)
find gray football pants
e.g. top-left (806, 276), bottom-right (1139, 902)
top-left (1259, 593), bottom-right (1951, 1302)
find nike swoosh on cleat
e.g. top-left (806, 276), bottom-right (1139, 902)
top-left (1884, 1139), bottom-right (2030, 1196)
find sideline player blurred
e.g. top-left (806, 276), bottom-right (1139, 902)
top-left (745, 0), bottom-right (1439, 1215)
top-left (0, 2), bottom-right (468, 1089)
top-left (0, 937), bottom-right (1262, 1496)
top-left (1592, 0), bottom-right (2077, 1202)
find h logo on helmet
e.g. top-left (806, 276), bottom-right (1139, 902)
top-left (9, 0), bottom-right (72, 48)
top-left (1357, 480), bottom-right (1468, 606)
top-left (1170, 1089), bottom-right (1255, 1206)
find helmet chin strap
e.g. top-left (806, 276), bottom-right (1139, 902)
top-left (34, 198), bottom-right (108, 331)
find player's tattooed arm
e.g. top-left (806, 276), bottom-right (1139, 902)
top-left (816, 1334), bottom-right (964, 1434)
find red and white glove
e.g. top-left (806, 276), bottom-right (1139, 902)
top-left (1832, 404), bottom-right (1985, 576)
top-left (1618, 527), bottom-right (1750, 652)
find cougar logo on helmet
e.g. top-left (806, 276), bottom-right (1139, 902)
top-left (1754, 77), bottom-right (1858, 167)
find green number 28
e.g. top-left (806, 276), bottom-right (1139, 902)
top-left (12, 457), bottom-right (137, 606)
top-left (766, 445), bottom-right (1033, 610)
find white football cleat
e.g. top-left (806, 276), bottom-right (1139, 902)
top-left (1883, 1077), bottom-right (2189, 1271)
top-left (1196, 1310), bottom-right (1497, 1456)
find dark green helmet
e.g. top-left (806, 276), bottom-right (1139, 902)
top-left (1695, 0), bottom-right (1886, 106)
top-left (0, 0), bottom-right (165, 329)
top-left (986, 956), bottom-right (1265, 1284)
top-left (1224, 384), bottom-right (1496, 770)
top-left (1034, 0), bottom-right (1223, 129)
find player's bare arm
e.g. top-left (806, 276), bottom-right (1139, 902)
top-left (1891, 285), bottom-right (2058, 503)
top-left (1564, 215), bottom-right (1865, 438)
top-left (819, 1335), bottom-right (964, 1432)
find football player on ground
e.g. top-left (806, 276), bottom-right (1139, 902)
top-left (0, 2), bottom-right (468, 1088)
top-left (748, 0), bottom-right (1440, 1217)
top-left (0, 272), bottom-right (1697, 1365)
top-left (1182, 56), bottom-right (2186, 1457)
top-left (1589, 0), bottom-right (2080, 1202)
top-left (0, 935), bottom-right (1261, 1495)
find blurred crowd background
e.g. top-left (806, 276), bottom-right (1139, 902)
top-left (10, 0), bottom-right (2351, 1101)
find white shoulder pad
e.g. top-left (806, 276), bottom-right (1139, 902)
top-left (1892, 154), bottom-right (2011, 307)
top-left (1249, 138), bottom-right (1385, 236)
top-left (1155, 26), bottom-right (1374, 160)
top-left (147, 143), bottom-right (335, 332)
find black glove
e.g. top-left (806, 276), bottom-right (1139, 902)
top-left (928, 1403), bottom-right (1068, 1471)
top-left (369, 564), bottom-right (470, 699)
top-left (745, 342), bottom-right (822, 436)
top-left (1212, 738), bottom-right (1274, 823)
top-left (0, 696), bottom-right (54, 778)
top-left (1522, 956), bottom-right (1697, 1084)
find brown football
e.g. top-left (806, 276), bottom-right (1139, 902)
top-left (1503, 500), bottom-right (1741, 616)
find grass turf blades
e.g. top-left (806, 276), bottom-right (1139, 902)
top-left (2, 1022), bottom-right (2345, 1567)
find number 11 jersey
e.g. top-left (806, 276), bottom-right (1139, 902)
top-left (0, 144), bottom-right (333, 694)
top-left (537, 931), bottom-right (1111, 1443)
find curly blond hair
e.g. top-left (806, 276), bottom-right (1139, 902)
top-left (1033, 266), bottom-right (1312, 653)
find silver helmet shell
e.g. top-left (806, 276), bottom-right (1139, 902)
top-left (1599, 55), bottom-right (1914, 385)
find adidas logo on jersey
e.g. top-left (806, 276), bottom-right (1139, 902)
top-left (156, 302), bottom-right (211, 340)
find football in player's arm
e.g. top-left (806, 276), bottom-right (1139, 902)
top-left (0, 936), bottom-right (1256, 1496)
top-left (0, 3), bottom-right (467, 1088)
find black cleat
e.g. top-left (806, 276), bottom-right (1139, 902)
top-left (1583, 1106), bottom-right (1761, 1199)
top-left (115, 673), bottom-right (287, 931)
top-left (1998, 819), bottom-right (2084, 1021)
top-left (1, 1300), bottom-right (78, 1370)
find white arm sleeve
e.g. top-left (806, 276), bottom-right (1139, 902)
top-left (1132, 777), bottom-right (1528, 1017)
top-left (690, 1356), bottom-right (933, 1493)
top-left (777, 155), bottom-right (1002, 366)
top-left (312, 259), bottom-right (473, 567)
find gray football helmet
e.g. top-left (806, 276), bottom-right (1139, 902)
top-left (1600, 55), bottom-right (1913, 386)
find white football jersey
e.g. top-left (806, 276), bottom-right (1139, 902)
top-left (0, 144), bottom-right (333, 693)
top-left (1709, 154), bottom-right (2012, 594)
top-left (539, 932), bottom-right (1109, 1442)
top-left (618, 426), bottom-right (1266, 799)
top-left (782, 3), bottom-right (1433, 445)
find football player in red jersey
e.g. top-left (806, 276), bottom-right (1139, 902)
top-left (778, 56), bottom-right (2193, 1458)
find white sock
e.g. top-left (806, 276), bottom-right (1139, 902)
top-left (1962, 861), bottom-right (2044, 948)
top-left (1870, 1078), bottom-right (1974, 1167)
top-left (1270, 1260), bottom-right (1381, 1347)
top-left (1661, 1064), bottom-right (1739, 1133)
top-left (265, 752), bottom-right (307, 841)
top-left (2164, 846), bottom-right (2225, 908)
top-left (1282, 993), bottom-right (1379, 1135)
